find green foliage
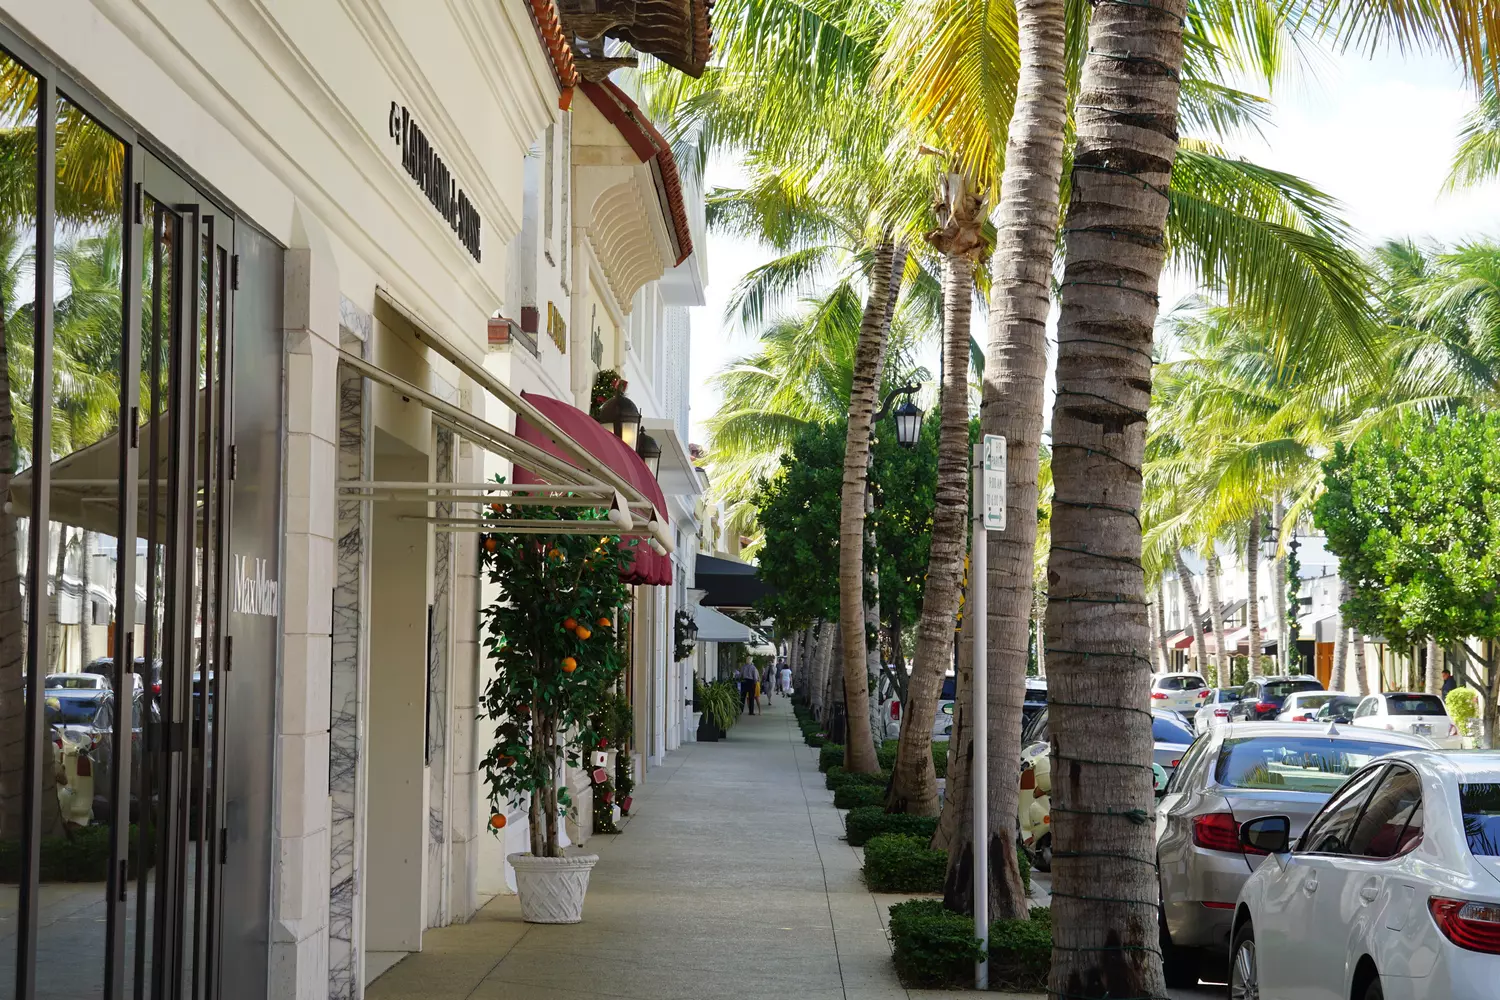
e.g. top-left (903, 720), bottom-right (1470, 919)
top-left (673, 609), bottom-right (697, 662)
top-left (588, 368), bottom-right (626, 418)
top-left (833, 784), bottom-right (887, 809)
top-left (0, 824), bottom-right (152, 883)
top-left (931, 740), bottom-right (949, 779)
top-left (875, 738), bottom-right (947, 776)
top-left (862, 833), bottom-right (947, 892)
top-left (1316, 411), bottom-right (1500, 652)
top-left (888, 899), bottom-right (983, 988)
top-left (819, 742), bottom-right (845, 773)
top-left (477, 498), bottom-right (634, 854)
top-left (696, 677), bottom-right (739, 732)
top-left (825, 766), bottom-right (890, 791)
top-left (887, 899), bottom-right (1051, 990)
top-left (1447, 685), bottom-right (1481, 738)
top-left (843, 806), bottom-right (938, 847)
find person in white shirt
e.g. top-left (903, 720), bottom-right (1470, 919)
top-left (778, 662), bottom-right (792, 696)
top-left (737, 660), bottom-right (760, 715)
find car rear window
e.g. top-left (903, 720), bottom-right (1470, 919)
top-left (1461, 783), bottom-right (1500, 856)
top-left (1212, 689), bottom-right (1239, 703)
top-left (44, 696), bottom-right (102, 726)
top-left (1156, 676), bottom-right (1185, 691)
top-left (1386, 694), bottom-right (1446, 716)
top-left (1152, 716), bottom-right (1194, 744)
top-left (1290, 694), bottom-right (1336, 710)
top-left (1265, 680), bottom-right (1322, 698)
top-left (940, 675), bottom-right (955, 700)
top-left (1181, 676), bottom-right (1206, 690)
top-left (1215, 736), bottom-right (1413, 794)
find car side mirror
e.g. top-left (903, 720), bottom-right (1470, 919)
top-left (942, 704), bottom-right (954, 716)
top-left (1240, 815), bottom-right (1291, 854)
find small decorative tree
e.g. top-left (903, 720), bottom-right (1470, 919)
top-left (479, 497), bottom-right (633, 858)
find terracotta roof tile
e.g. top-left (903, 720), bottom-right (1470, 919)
top-left (524, 0), bottom-right (579, 104)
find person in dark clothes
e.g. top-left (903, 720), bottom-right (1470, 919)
top-left (737, 659), bottom-right (760, 715)
top-left (1442, 670), bottom-right (1457, 697)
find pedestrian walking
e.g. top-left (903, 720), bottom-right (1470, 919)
top-left (1442, 669), bottom-right (1456, 697)
top-left (737, 659), bottom-right (759, 715)
top-left (778, 661), bottom-right (792, 696)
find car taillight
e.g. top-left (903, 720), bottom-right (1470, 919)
top-left (1170, 759), bottom-right (1181, 768)
top-left (1151, 692), bottom-right (1167, 700)
top-left (1429, 897), bottom-right (1500, 953)
top-left (1214, 708), bottom-right (1229, 718)
top-left (889, 701), bottom-right (901, 721)
top-left (1449, 723), bottom-right (1460, 737)
top-left (1191, 813), bottom-right (1265, 854)
top-left (1255, 702), bottom-right (1277, 716)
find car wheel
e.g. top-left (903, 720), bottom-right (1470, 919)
top-left (1230, 920), bottom-right (1258, 1000)
top-left (1362, 975), bottom-right (1383, 1000)
top-left (1032, 834), bottom-right (1052, 873)
top-left (1159, 908), bottom-right (1200, 989)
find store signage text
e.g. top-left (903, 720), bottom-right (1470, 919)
top-left (389, 102), bottom-right (483, 262)
top-left (232, 554), bottom-right (280, 617)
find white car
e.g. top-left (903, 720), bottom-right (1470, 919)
top-left (1151, 672), bottom-right (1212, 714)
top-left (1350, 692), bottom-right (1463, 750)
top-left (1278, 690), bottom-right (1357, 723)
top-left (1231, 750), bottom-right (1500, 1000)
top-left (1194, 688), bottom-right (1240, 734)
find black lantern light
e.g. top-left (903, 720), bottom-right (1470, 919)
top-left (596, 392), bottom-right (642, 450)
top-left (635, 430), bottom-right (662, 478)
top-left (893, 400), bottom-right (923, 447)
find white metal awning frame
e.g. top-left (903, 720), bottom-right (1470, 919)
top-left (335, 313), bottom-right (674, 554)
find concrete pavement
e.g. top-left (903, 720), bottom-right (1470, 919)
top-left (367, 699), bottom-right (1225, 1000)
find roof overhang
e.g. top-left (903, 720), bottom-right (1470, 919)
top-left (645, 418), bottom-right (702, 500)
top-left (695, 552), bottom-right (774, 609)
top-left (692, 602), bottom-right (753, 643)
top-left (557, 0), bottom-right (712, 79)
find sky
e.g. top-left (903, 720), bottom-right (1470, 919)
top-left (683, 46), bottom-right (1498, 446)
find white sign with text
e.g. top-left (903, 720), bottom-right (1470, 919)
top-left (982, 434), bottom-right (1006, 532)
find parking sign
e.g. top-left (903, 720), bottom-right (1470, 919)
top-left (982, 434), bottom-right (1005, 532)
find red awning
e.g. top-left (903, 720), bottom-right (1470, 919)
top-left (1166, 631), bottom-right (1194, 650)
top-left (513, 391), bottom-right (672, 586)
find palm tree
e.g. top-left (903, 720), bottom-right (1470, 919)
top-left (1447, 72), bottom-right (1500, 191)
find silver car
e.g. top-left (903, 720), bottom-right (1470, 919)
top-left (1155, 722), bottom-right (1438, 987)
top-left (1193, 688), bottom-right (1240, 734)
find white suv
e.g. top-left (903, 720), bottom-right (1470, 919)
top-left (1350, 691), bottom-right (1463, 749)
top-left (1150, 672), bottom-right (1211, 714)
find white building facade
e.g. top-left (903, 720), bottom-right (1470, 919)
top-left (0, 1), bottom-right (707, 998)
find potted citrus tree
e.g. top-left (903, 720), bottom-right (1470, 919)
top-left (479, 497), bottom-right (632, 923)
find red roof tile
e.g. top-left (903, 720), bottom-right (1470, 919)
top-left (524, 0), bottom-right (579, 104)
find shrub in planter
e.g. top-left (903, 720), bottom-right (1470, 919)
top-left (832, 784), bottom-right (886, 809)
top-left (805, 731), bottom-right (828, 747)
top-left (862, 834), bottom-right (947, 892)
top-left (478, 499), bottom-right (634, 921)
top-left (818, 743), bottom-right (845, 773)
top-left (988, 909), bottom-right (1052, 991)
top-left (843, 807), bottom-right (938, 847)
top-left (932, 741), bottom-right (949, 778)
top-left (825, 766), bottom-right (890, 791)
top-left (888, 899), bottom-right (982, 988)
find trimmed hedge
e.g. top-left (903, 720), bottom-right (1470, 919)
top-left (875, 739), bottom-right (949, 777)
top-left (863, 834), bottom-right (947, 892)
top-left (888, 899), bottom-right (1052, 990)
top-left (825, 766), bottom-right (890, 791)
top-left (818, 743), bottom-right (845, 773)
top-left (833, 784), bottom-right (886, 810)
top-left (805, 732), bottom-right (828, 747)
top-left (844, 807), bottom-right (938, 847)
top-left (0, 824), bottom-right (154, 883)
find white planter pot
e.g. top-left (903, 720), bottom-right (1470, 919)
top-left (686, 712), bottom-right (701, 743)
top-left (507, 853), bottom-right (600, 923)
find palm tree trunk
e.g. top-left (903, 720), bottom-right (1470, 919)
top-left (0, 301), bottom-right (25, 841)
top-left (1206, 553), bottom-right (1227, 687)
top-left (1034, 590), bottom-right (1047, 677)
top-left (1045, 0), bottom-right (1184, 993)
top-left (1352, 623), bottom-right (1369, 696)
top-left (1247, 515), bottom-right (1263, 678)
top-left (863, 461), bottom-right (884, 742)
top-left (1154, 579), bottom-right (1170, 672)
top-left (78, 530), bottom-right (93, 669)
top-left (838, 238), bottom-right (905, 775)
top-left (940, 0), bottom-right (1069, 923)
top-left (1426, 637), bottom-right (1441, 695)
top-left (48, 524), bottom-right (67, 671)
top-left (935, 584), bottom-right (974, 858)
top-left (1272, 502), bottom-right (1288, 674)
top-left (1331, 578), bottom-right (1350, 691)
top-left (1174, 551), bottom-right (1207, 674)
top-left (890, 247), bottom-right (975, 817)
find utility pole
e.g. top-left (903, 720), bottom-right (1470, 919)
top-left (972, 435), bottom-right (1005, 989)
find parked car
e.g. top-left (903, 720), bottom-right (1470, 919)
top-left (1022, 677), bottom-right (1048, 729)
top-left (1020, 709), bottom-right (1195, 872)
top-left (1349, 691), bottom-right (1464, 749)
top-left (1228, 675), bottom-right (1325, 722)
top-left (45, 672), bottom-right (110, 690)
top-left (922, 675), bottom-right (1043, 744)
top-left (1313, 694), bottom-right (1365, 724)
top-left (1276, 690), bottom-right (1354, 723)
top-left (1156, 722), bottom-right (1438, 986)
top-left (1230, 751), bottom-right (1500, 1000)
top-left (1151, 672), bottom-right (1212, 714)
top-left (1194, 688), bottom-right (1241, 734)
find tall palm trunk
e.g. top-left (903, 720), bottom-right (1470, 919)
top-left (1272, 502), bottom-right (1288, 674)
top-left (48, 525), bottom-right (67, 670)
top-left (1044, 1), bottom-right (1184, 995)
top-left (1426, 637), bottom-right (1441, 696)
top-left (939, 0), bottom-right (1070, 923)
top-left (1352, 622), bottom-right (1369, 695)
top-left (0, 303), bottom-right (25, 840)
top-left (838, 238), bottom-right (905, 774)
top-left (890, 173), bottom-right (985, 817)
top-left (1331, 578), bottom-right (1350, 691)
top-left (1206, 553), bottom-right (1227, 687)
top-left (1247, 515), bottom-right (1263, 677)
top-left (1174, 551), bottom-right (1207, 674)
top-left (812, 620), bottom-right (834, 719)
top-left (934, 586), bottom-right (974, 855)
top-left (1154, 579), bottom-right (1170, 672)
top-left (863, 464), bottom-right (884, 741)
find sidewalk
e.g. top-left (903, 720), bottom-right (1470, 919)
top-left (366, 699), bottom-right (974, 1000)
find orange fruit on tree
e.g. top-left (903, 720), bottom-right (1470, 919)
top-left (561, 657), bottom-right (578, 673)
top-left (574, 626), bottom-right (592, 641)
top-left (564, 617), bottom-right (578, 631)
top-left (489, 813), bottom-right (507, 829)
top-left (498, 755), bottom-right (515, 767)
top-left (597, 617), bottom-right (611, 628)
top-left (548, 548), bottom-right (564, 561)
top-left (489, 503), bottom-right (502, 514)
top-left (484, 536), bottom-right (497, 552)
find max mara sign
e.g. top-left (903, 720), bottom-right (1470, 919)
top-left (232, 554), bottom-right (279, 617)
top-left (388, 102), bottom-right (483, 261)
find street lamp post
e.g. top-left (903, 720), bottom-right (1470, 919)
top-left (595, 392), bottom-right (643, 450)
top-left (873, 382), bottom-right (924, 448)
top-left (635, 430), bottom-right (662, 478)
